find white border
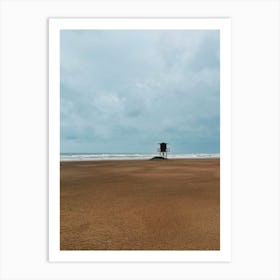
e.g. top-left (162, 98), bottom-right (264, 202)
top-left (49, 18), bottom-right (231, 262)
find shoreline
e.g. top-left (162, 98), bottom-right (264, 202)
top-left (60, 156), bottom-right (220, 162)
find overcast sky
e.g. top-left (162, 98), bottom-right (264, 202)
top-left (60, 30), bottom-right (220, 154)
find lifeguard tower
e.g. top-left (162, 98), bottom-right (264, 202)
top-left (157, 142), bottom-right (169, 159)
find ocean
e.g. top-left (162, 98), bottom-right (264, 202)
top-left (60, 153), bottom-right (220, 161)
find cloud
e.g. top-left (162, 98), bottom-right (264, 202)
top-left (60, 30), bottom-right (220, 153)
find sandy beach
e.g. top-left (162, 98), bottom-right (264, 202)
top-left (60, 158), bottom-right (220, 250)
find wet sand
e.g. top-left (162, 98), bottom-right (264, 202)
top-left (60, 159), bottom-right (220, 250)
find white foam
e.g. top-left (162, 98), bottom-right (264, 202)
top-left (60, 153), bottom-right (220, 161)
